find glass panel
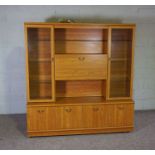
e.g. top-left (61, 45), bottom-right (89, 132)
top-left (110, 29), bottom-right (132, 98)
top-left (27, 28), bottom-right (52, 100)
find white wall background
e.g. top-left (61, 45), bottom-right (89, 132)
top-left (0, 5), bottom-right (155, 114)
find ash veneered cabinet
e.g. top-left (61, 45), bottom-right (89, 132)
top-left (25, 23), bottom-right (135, 137)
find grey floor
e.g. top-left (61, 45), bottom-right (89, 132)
top-left (0, 110), bottom-right (155, 150)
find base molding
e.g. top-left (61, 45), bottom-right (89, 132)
top-left (28, 126), bottom-right (134, 137)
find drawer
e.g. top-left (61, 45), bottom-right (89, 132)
top-left (55, 54), bottom-right (107, 80)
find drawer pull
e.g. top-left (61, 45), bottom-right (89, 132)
top-left (37, 110), bottom-right (45, 113)
top-left (78, 57), bottom-right (85, 61)
top-left (93, 107), bottom-right (99, 112)
top-left (65, 108), bottom-right (72, 112)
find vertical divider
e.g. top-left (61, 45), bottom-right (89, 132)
top-left (51, 26), bottom-right (56, 102)
top-left (106, 27), bottom-right (112, 100)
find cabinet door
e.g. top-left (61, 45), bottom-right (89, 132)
top-left (27, 107), bottom-right (48, 131)
top-left (115, 104), bottom-right (134, 127)
top-left (108, 28), bottom-right (134, 99)
top-left (48, 106), bottom-right (63, 130)
top-left (55, 54), bottom-right (107, 80)
top-left (26, 27), bottom-right (55, 101)
top-left (83, 105), bottom-right (106, 128)
top-left (62, 106), bottom-right (82, 129)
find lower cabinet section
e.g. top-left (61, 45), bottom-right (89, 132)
top-left (27, 103), bottom-right (134, 137)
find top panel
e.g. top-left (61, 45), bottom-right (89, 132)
top-left (24, 22), bottom-right (136, 28)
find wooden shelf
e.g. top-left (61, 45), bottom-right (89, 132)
top-left (29, 58), bottom-right (51, 62)
top-left (55, 40), bottom-right (108, 42)
top-left (110, 58), bottom-right (128, 61)
top-left (55, 53), bottom-right (107, 55)
top-left (28, 96), bottom-right (133, 106)
top-left (30, 75), bottom-right (51, 83)
top-left (56, 96), bottom-right (106, 104)
top-left (29, 40), bottom-right (50, 42)
top-left (112, 40), bottom-right (132, 42)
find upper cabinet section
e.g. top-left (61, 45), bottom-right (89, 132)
top-left (26, 27), bottom-right (55, 101)
top-left (25, 23), bottom-right (135, 101)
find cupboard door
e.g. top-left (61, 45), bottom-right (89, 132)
top-left (62, 106), bottom-right (82, 129)
top-left (26, 27), bottom-right (55, 101)
top-left (27, 107), bottom-right (48, 131)
top-left (108, 28), bottom-right (134, 98)
top-left (115, 104), bottom-right (134, 127)
top-left (83, 105), bottom-right (106, 128)
top-left (104, 104), bottom-right (116, 127)
top-left (48, 106), bottom-right (63, 130)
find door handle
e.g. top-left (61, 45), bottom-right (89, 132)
top-left (65, 108), bottom-right (72, 112)
top-left (78, 57), bottom-right (85, 61)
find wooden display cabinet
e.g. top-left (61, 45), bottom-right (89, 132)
top-left (25, 23), bottom-right (135, 137)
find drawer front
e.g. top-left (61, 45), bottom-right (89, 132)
top-left (55, 54), bottom-right (107, 80)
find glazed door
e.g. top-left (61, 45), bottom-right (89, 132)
top-left (108, 28), bottom-right (134, 99)
top-left (26, 26), bottom-right (55, 102)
